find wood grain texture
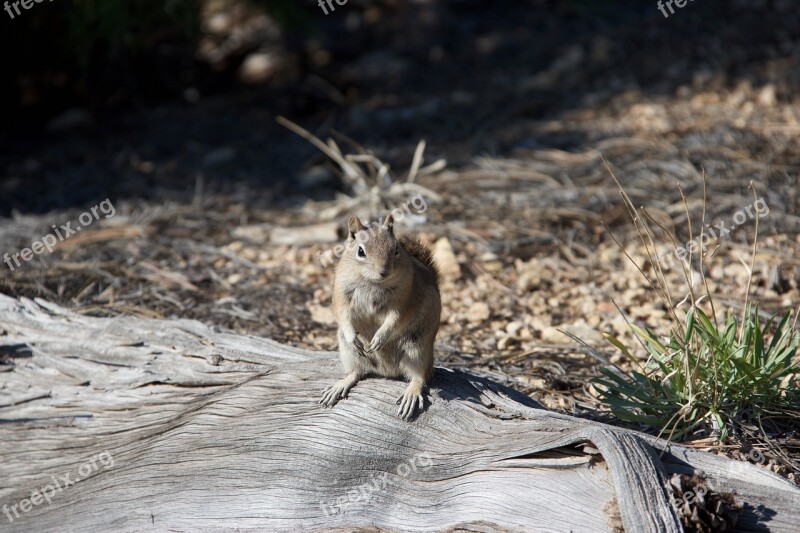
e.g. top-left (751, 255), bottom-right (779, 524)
top-left (0, 295), bottom-right (797, 532)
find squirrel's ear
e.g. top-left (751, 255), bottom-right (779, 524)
top-left (348, 216), bottom-right (365, 238)
top-left (382, 213), bottom-right (394, 235)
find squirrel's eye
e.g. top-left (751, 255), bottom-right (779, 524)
top-left (394, 245), bottom-right (399, 256)
top-left (357, 245), bottom-right (366, 258)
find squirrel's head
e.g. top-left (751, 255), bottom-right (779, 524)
top-left (342, 214), bottom-right (407, 284)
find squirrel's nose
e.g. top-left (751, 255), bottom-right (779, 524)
top-left (379, 266), bottom-right (390, 278)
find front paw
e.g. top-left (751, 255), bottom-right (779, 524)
top-left (367, 331), bottom-right (389, 353)
top-left (352, 334), bottom-right (367, 357)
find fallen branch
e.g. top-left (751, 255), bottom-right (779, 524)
top-left (0, 295), bottom-right (797, 532)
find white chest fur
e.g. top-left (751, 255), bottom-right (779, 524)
top-left (350, 283), bottom-right (392, 322)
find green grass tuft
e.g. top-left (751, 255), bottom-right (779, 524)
top-left (594, 306), bottom-right (800, 441)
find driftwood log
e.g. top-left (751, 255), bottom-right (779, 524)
top-left (0, 294), bottom-right (798, 532)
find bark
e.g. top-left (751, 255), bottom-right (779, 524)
top-left (0, 295), bottom-right (797, 532)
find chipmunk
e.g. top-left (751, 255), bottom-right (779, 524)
top-left (319, 213), bottom-right (441, 420)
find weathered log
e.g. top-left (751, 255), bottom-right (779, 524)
top-left (0, 295), bottom-right (797, 532)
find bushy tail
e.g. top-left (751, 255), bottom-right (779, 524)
top-left (398, 235), bottom-right (440, 286)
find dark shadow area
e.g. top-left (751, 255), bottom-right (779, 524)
top-left (736, 502), bottom-right (779, 532)
top-left (0, 343), bottom-right (34, 359)
top-left (435, 367), bottom-right (545, 410)
top-left (1, 0), bottom-right (798, 215)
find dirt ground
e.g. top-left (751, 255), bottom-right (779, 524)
top-left (1, 0), bottom-right (799, 479)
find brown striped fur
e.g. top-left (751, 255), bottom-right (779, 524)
top-left (320, 213), bottom-right (441, 420)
